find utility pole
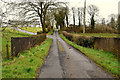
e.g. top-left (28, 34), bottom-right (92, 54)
top-left (83, 0), bottom-right (86, 34)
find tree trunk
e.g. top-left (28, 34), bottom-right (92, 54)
top-left (66, 14), bottom-right (69, 27)
top-left (43, 14), bottom-right (46, 33)
top-left (91, 15), bottom-right (95, 30)
top-left (39, 15), bottom-right (46, 33)
top-left (73, 14), bottom-right (75, 27)
top-left (79, 17), bottom-right (81, 27)
top-left (78, 10), bottom-right (81, 27)
top-left (40, 18), bottom-right (44, 33)
top-left (39, 2), bottom-right (46, 33)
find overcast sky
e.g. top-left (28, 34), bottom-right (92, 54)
top-left (1, 0), bottom-right (120, 25)
top-left (61, 0), bottom-right (119, 18)
top-left (59, 0), bottom-right (120, 24)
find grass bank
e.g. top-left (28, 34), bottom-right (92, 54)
top-left (2, 27), bottom-right (32, 59)
top-left (60, 33), bottom-right (119, 78)
top-left (2, 38), bottom-right (52, 78)
top-left (20, 27), bottom-right (42, 33)
top-left (73, 33), bottom-right (119, 38)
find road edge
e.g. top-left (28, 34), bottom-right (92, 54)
top-left (59, 33), bottom-right (117, 79)
top-left (36, 38), bottom-right (53, 78)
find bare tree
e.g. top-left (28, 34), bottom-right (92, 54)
top-left (87, 4), bottom-right (99, 30)
top-left (80, 7), bottom-right (84, 26)
top-left (3, 0), bottom-right (67, 33)
top-left (109, 14), bottom-right (116, 20)
top-left (110, 17), bottom-right (116, 29)
top-left (87, 5), bottom-right (99, 17)
top-left (0, 0), bottom-right (11, 31)
top-left (78, 7), bottom-right (84, 27)
top-left (65, 7), bottom-right (69, 27)
top-left (101, 18), bottom-right (105, 25)
top-left (109, 14), bottom-right (118, 29)
top-left (78, 8), bottom-right (81, 27)
top-left (48, 8), bottom-right (57, 29)
top-left (54, 7), bottom-right (67, 29)
top-left (72, 7), bottom-right (75, 27)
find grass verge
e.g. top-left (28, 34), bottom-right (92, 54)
top-left (73, 33), bottom-right (119, 38)
top-left (60, 33), bottom-right (119, 78)
top-left (2, 38), bottom-right (52, 78)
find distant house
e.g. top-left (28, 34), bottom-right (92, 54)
top-left (1, 22), bottom-right (7, 27)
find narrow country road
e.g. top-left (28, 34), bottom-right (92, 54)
top-left (39, 31), bottom-right (113, 78)
top-left (9, 27), bottom-right (113, 78)
top-left (9, 27), bottom-right (37, 35)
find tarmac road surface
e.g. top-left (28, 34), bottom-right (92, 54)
top-left (39, 31), bottom-right (113, 78)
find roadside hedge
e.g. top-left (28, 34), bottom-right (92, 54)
top-left (62, 31), bottom-right (120, 58)
top-left (63, 31), bottom-right (94, 48)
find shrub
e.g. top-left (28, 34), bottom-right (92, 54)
top-left (37, 31), bottom-right (43, 34)
top-left (86, 25), bottom-right (118, 33)
top-left (62, 27), bottom-right (83, 33)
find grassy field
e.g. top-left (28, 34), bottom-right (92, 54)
top-left (2, 38), bottom-right (52, 78)
top-left (20, 27), bottom-right (53, 35)
top-left (20, 27), bottom-right (42, 33)
top-left (60, 33), bottom-right (119, 78)
top-left (1, 27), bottom-right (33, 59)
top-left (47, 29), bottom-right (54, 35)
top-left (74, 33), bottom-right (119, 38)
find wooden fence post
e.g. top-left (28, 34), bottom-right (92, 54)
top-left (6, 44), bottom-right (9, 59)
